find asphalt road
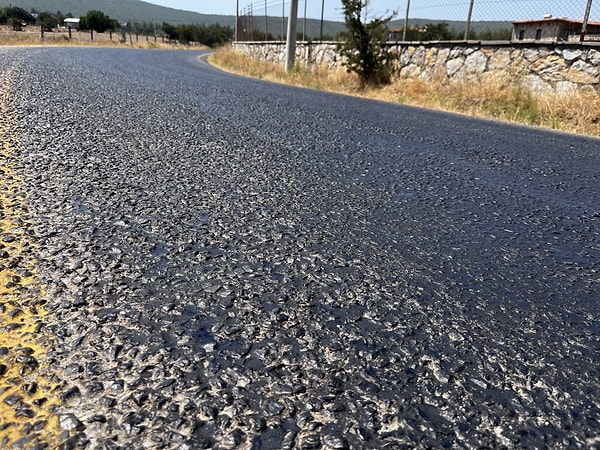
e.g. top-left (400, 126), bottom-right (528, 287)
top-left (2, 47), bottom-right (599, 448)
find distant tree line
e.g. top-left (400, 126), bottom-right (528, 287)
top-left (85, 14), bottom-right (233, 46)
top-left (0, 6), bottom-right (232, 47)
top-left (395, 22), bottom-right (511, 42)
top-left (243, 29), bottom-right (340, 42)
top-left (161, 22), bottom-right (233, 47)
top-left (0, 6), bottom-right (72, 31)
top-left (0, 6), bottom-right (33, 30)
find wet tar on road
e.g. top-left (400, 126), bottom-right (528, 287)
top-left (1, 47), bottom-right (598, 449)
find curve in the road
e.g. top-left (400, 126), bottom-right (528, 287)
top-left (1, 46), bottom-right (599, 449)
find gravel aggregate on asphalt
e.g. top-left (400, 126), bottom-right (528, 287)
top-left (1, 63), bottom-right (61, 449)
top-left (0, 47), bottom-right (599, 449)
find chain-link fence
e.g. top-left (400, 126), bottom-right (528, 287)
top-left (237, 0), bottom-right (599, 41)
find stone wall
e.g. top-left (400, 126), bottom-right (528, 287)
top-left (233, 41), bottom-right (340, 69)
top-left (233, 41), bottom-right (600, 94)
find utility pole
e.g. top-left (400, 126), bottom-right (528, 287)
top-left (581, 0), bottom-right (593, 42)
top-left (235, 0), bottom-right (239, 41)
top-left (285, 0), bottom-right (299, 72)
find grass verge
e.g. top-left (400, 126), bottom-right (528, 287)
top-left (0, 27), bottom-right (202, 50)
top-left (210, 45), bottom-right (600, 137)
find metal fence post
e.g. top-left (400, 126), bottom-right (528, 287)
top-left (464, 0), bottom-right (474, 40)
top-left (250, 4), bottom-right (254, 41)
top-left (265, 0), bottom-right (268, 40)
top-left (581, 0), bottom-right (593, 42)
top-left (303, 0), bottom-right (307, 41)
top-left (320, 0), bottom-right (325, 42)
top-left (403, 0), bottom-right (411, 41)
top-left (235, 0), bottom-right (239, 41)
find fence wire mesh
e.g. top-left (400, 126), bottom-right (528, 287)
top-left (237, 0), bottom-right (599, 41)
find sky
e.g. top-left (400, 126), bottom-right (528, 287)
top-left (142, 1), bottom-right (598, 23)
top-left (143, 0), bottom-right (401, 21)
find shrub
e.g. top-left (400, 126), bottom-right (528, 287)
top-left (337, 0), bottom-right (397, 87)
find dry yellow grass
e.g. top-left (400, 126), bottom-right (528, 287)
top-left (3, 31), bottom-right (597, 136)
top-left (0, 26), bottom-right (202, 50)
top-left (211, 45), bottom-right (600, 137)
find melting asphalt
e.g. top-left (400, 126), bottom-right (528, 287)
top-left (1, 64), bottom-right (61, 449)
top-left (0, 47), bottom-right (599, 449)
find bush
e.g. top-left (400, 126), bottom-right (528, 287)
top-left (337, 0), bottom-right (397, 87)
top-left (0, 7), bottom-right (33, 25)
top-left (80, 10), bottom-right (113, 34)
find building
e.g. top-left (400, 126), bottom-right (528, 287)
top-left (512, 16), bottom-right (600, 42)
top-left (388, 28), bottom-right (403, 41)
top-left (63, 18), bottom-right (80, 29)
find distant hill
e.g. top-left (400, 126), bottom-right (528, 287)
top-left (0, 0), bottom-right (347, 39)
top-left (0, 0), bottom-right (512, 40)
top-left (0, 0), bottom-right (234, 26)
top-left (389, 18), bottom-right (514, 34)
top-left (242, 15), bottom-right (346, 40)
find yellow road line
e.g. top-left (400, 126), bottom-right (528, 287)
top-left (1, 67), bottom-right (61, 448)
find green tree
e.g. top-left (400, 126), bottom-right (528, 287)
top-left (8, 17), bottom-right (25, 31)
top-left (2, 7), bottom-right (33, 24)
top-left (475, 27), bottom-right (512, 41)
top-left (421, 22), bottom-right (457, 41)
top-left (1, 6), bottom-right (33, 29)
top-left (133, 21), bottom-right (156, 36)
top-left (177, 24), bottom-right (195, 43)
top-left (37, 12), bottom-right (57, 32)
top-left (205, 23), bottom-right (233, 47)
top-left (401, 26), bottom-right (426, 41)
top-left (338, 0), bottom-right (397, 86)
top-left (161, 22), bottom-right (178, 41)
top-left (173, 23), bottom-right (232, 47)
top-left (80, 10), bottom-right (113, 34)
